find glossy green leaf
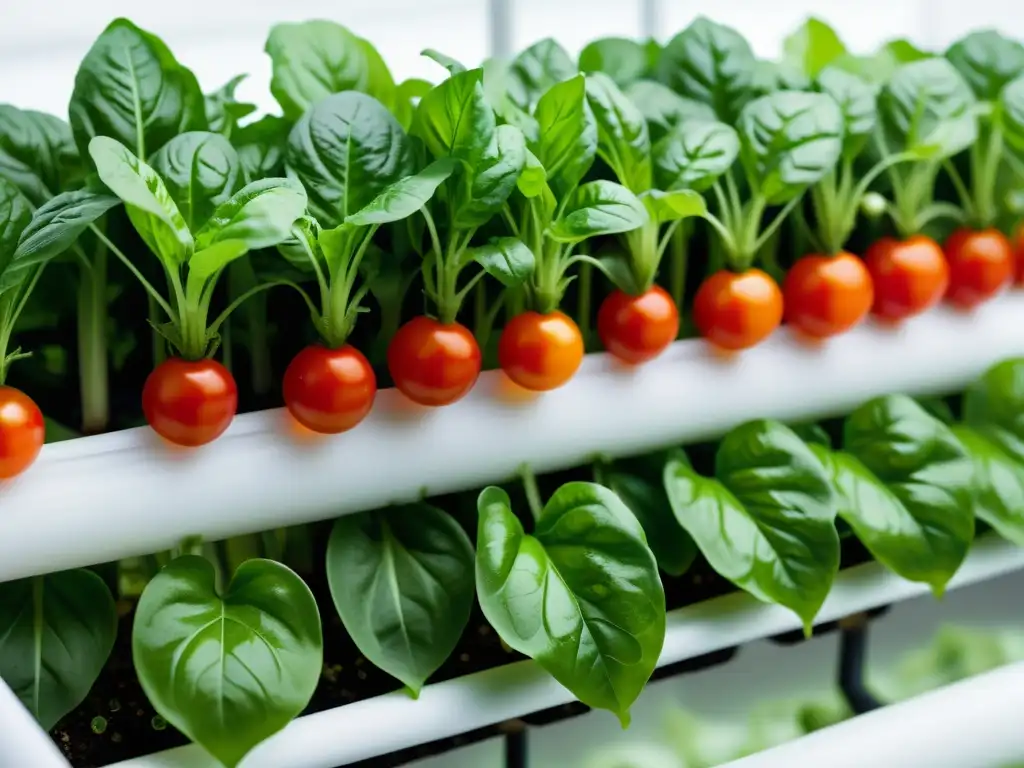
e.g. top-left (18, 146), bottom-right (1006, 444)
top-left (422, 49), bottom-right (467, 75)
top-left (286, 91), bottom-right (414, 228)
top-left (69, 18), bottom-right (206, 160)
top-left (476, 483), bottom-right (665, 725)
top-left (186, 240), bottom-right (251, 283)
top-left (579, 37), bottom-right (649, 88)
top-left (265, 20), bottom-right (396, 120)
top-left (204, 75), bottom-right (257, 138)
top-left (639, 189), bottom-right (706, 223)
top-left (816, 67), bottom-right (878, 160)
top-left (843, 395), bottom-right (975, 594)
top-left (549, 179), bottom-right (648, 243)
top-left (0, 570), bottom-right (116, 730)
top-left (453, 125), bottom-right (527, 228)
top-left (1001, 76), bottom-right (1024, 154)
top-left (508, 38), bottom-right (577, 111)
top-left (657, 17), bottom-right (756, 123)
top-left (194, 177), bottom-right (307, 253)
top-left (326, 503), bottom-right (475, 696)
top-left (517, 149), bottom-right (547, 198)
top-left (346, 158), bottom-right (457, 226)
top-left (149, 131), bottom-right (242, 231)
top-left (953, 427), bottom-right (1024, 547)
top-left (88, 136), bottom-right (193, 266)
top-left (585, 72), bottom-right (652, 193)
top-left (664, 420), bottom-right (840, 631)
top-left (0, 177), bottom-right (32, 274)
top-left (963, 357), bottom-right (1024, 464)
top-left (737, 91), bottom-right (844, 204)
top-left (414, 69), bottom-right (495, 169)
top-left (234, 115), bottom-right (289, 181)
top-left (133, 556), bottom-right (322, 768)
top-left (532, 76), bottom-right (597, 200)
top-left (652, 119), bottom-right (739, 192)
top-left (783, 18), bottom-right (847, 78)
top-left (393, 78), bottom-right (435, 131)
top-left (464, 236), bottom-right (535, 287)
top-left (624, 80), bottom-right (717, 142)
top-left (946, 30), bottom-right (1024, 102)
top-left (0, 105), bottom-right (79, 206)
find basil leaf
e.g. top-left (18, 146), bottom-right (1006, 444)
top-left (508, 38), bottom-right (577, 111)
top-left (816, 67), bottom-right (878, 160)
top-left (0, 105), bottom-right (79, 206)
top-left (194, 177), bottom-right (307, 252)
top-left (464, 236), bottom-right (535, 287)
top-left (783, 18), bottom-right (847, 78)
top-left (952, 427), bottom-right (1024, 547)
top-left (550, 179), bottom-right (648, 243)
top-left (652, 119), bottom-right (739, 192)
top-left (453, 124), bottom-right (527, 228)
top-left (88, 136), bottom-right (193, 266)
top-left (70, 19), bottom-right (206, 160)
top-left (476, 483), bottom-right (665, 725)
top-left (149, 131), bottom-right (242, 232)
top-left (639, 189), bottom-right (706, 224)
top-left (346, 158), bottom-right (457, 226)
top-left (624, 80), bottom-right (716, 142)
top-left (664, 420), bottom-right (840, 631)
top-left (234, 115), bottom-right (289, 181)
top-left (205, 74), bottom-right (257, 138)
top-left (657, 17), bottom-right (757, 123)
top-left (580, 37), bottom-right (649, 88)
top-left (414, 69), bottom-right (495, 168)
top-left (842, 395), bottom-right (975, 594)
top-left (266, 20), bottom-right (396, 120)
top-left (737, 91), bottom-right (844, 204)
top-left (963, 357), bottom-right (1024, 464)
top-left (946, 30), bottom-right (1024, 102)
top-left (532, 75), bottom-right (597, 200)
top-left (286, 92), bottom-right (414, 228)
top-left (0, 570), bottom-right (116, 729)
top-left (585, 72), bottom-right (652, 193)
top-left (326, 503), bottom-right (474, 696)
top-left (0, 178), bottom-right (31, 274)
top-left (133, 556), bottom-right (322, 768)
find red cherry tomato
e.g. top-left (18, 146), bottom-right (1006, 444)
top-left (693, 268), bottom-right (783, 351)
top-left (498, 310), bottom-right (584, 391)
top-left (142, 358), bottom-right (238, 447)
top-left (865, 235), bottom-right (949, 322)
top-left (597, 286), bottom-right (680, 364)
top-left (387, 316), bottom-right (481, 406)
top-left (0, 386), bottom-right (44, 479)
top-left (782, 252), bottom-right (874, 339)
top-left (943, 228), bottom-right (1013, 309)
top-left (1013, 223), bottom-right (1024, 284)
top-left (283, 344), bottom-right (376, 434)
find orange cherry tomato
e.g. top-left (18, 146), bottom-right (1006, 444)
top-left (782, 252), bottom-right (874, 339)
top-left (283, 344), bottom-right (377, 434)
top-left (142, 358), bottom-right (238, 447)
top-left (387, 316), bottom-right (481, 406)
top-left (498, 310), bottom-right (584, 391)
top-left (0, 386), bottom-right (44, 479)
top-left (865, 235), bottom-right (949, 322)
top-left (942, 228), bottom-right (1013, 309)
top-left (693, 268), bottom-right (783, 351)
top-left (597, 285), bottom-right (680, 364)
top-left (1014, 223), bottom-right (1024, 284)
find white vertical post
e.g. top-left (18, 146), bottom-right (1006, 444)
top-left (0, 677), bottom-right (70, 767)
top-left (488, 0), bottom-right (514, 59)
top-left (640, 0), bottom-right (661, 40)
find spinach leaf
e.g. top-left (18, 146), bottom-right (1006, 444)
top-left (326, 503), bottom-right (475, 696)
top-left (0, 178), bottom-right (33, 276)
top-left (133, 556), bottom-right (322, 768)
top-left (452, 124), bottom-right (527, 228)
top-left (233, 115), bottom-right (290, 181)
top-left (638, 188), bottom-right (706, 223)
top-left (624, 80), bottom-right (716, 142)
top-left (0, 570), bottom-right (116, 729)
top-left (752, 60), bottom-right (812, 96)
top-left (422, 49), bottom-right (467, 75)
top-left (462, 236), bottom-right (535, 287)
top-left (664, 420), bottom-right (840, 631)
top-left (204, 74), bottom-right (257, 138)
top-left (1000, 76), bottom-right (1024, 154)
top-left (414, 68), bottom-right (495, 168)
top-left (476, 483), bottom-right (665, 725)
top-left (193, 177), bottom-right (307, 253)
top-left (952, 427), bottom-right (1024, 547)
top-left (579, 37), bottom-right (649, 88)
top-left (585, 72), bottom-right (652, 193)
top-left (532, 75), bottom-right (597, 200)
top-left (0, 105), bottom-right (79, 206)
top-left (69, 18), bottom-right (206, 160)
top-left (816, 67), bottom-right (878, 160)
top-left (508, 38), bottom-right (577, 111)
top-left (149, 131), bottom-right (242, 232)
top-left (783, 18), bottom-right (847, 78)
top-left (946, 30), bottom-right (1024, 102)
top-left (963, 357), bottom-right (1024, 465)
top-left (549, 179), bottom-right (648, 243)
top-left (652, 118), bottom-right (739, 192)
top-left (345, 159), bottom-right (457, 226)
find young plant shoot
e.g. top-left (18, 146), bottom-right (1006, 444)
top-left (88, 136), bottom-right (308, 446)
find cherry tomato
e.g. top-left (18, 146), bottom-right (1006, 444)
top-left (0, 386), bottom-right (44, 479)
top-left (693, 268), bottom-right (783, 351)
top-left (941, 228), bottom-right (1013, 310)
top-left (782, 252), bottom-right (874, 339)
top-left (387, 316), bottom-right (481, 406)
top-left (498, 311), bottom-right (584, 391)
top-left (865, 235), bottom-right (948, 322)
top-left (1014, 223), bottom-right (1024, 284)
top-left (142, 357), bottom-right (238, 447)
top-left (283, 344), bottom-right (376, 434)
top-left (597, 286), bottom-right (680, 364)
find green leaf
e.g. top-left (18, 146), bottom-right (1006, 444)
top-left (952, 427), bottom-right (1024, 547)
top-left (4, 190), bottom-right (120, 295)
top-left (69, 18), bottom-right (206, 160)
top-left (346, 158), bottom-right (457, 226)
top-left (393, 78), bottom-right (435, 131)
top-left (0, 105), bottom-right (80, 207)
top-left (0, 570), bottom-right (116, 730)
top-left (963, 357), bottom-right (1024, 464)
top-left (286, 91), bottom-right (414, 228)
top-left (186, 240), bottom-right (250, 283)
top-left (532, 75), bottom-right (598, 200)
top-left (88, 136), bottom-right (193, 266)
top-left (1000, 76), bottom-right (1024, 155)
top-left (585, 72), bottom-right (652, 193)
top-left (579, 37), bottom-right (649, 89)
top-left (194, 177), bottom-right (307, 252)
top-left (783, 18), bottom-right (847, 78)
top-left (0, 177), bottom-right (32, 274)
top-left (624, 80), bottom-right (717, 143)
top-left (326, 504), bottom-right (475, 696)
top-left (550, 180), bottom-right (648, 243)
top-left (149, 131), bottom-right (242, 232)
top-left (265, 20), bottom-right (396, 120)
top-left (517, 149), bottom-right (548, 198)
top-left (234, 115), bottom-right (290, 181)
top-left (133, 556), bottom-right (322, 768)
top-left (816, 67), bottom-right (878, 160)
top-left (453, 124), bottom-right (527, 228)
top-left (414, 69), bottom-right (495, 169)
top-left (752, 60), bottom-right (813, 96)
top-left (946, 30), bottom-right (1024, 102)
top-left (465, 236), bottom-right (535, 287)
top-left (737, 91), bottom-right (844, 204)
top-left (475, 483), bottom-right (665, 725)
top-left (842, 395), bottom-right (975, 594)
top-left (657, 17), bottom-right (756, 123)
top-left (204, 75), bottom-right (257, 138)
top-left (639, 189), bottom-right (706, 224)
top-left (652, 119), bottom-right (739, 193)
top-left (664, 420), bottom-right (840, 631)
top-left (422, 49), bottom-right (467, 75)
top-left (508, 38), bottom-right (578, 111)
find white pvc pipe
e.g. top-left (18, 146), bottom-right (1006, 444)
top-left (103, 535), bottom-right (1024, 768)
top-left (0, 677), bottom-right (71, 768)
top-left (1, 294), bottom-right (1024, 583)
top-left (720, 661), bottom-right (1024, 768)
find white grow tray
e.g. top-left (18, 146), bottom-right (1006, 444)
top-left (4, 292), bottom-right (1024, 767)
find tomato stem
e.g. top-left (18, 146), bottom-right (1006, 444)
top-left (520, 464), bottom-right (544, 524)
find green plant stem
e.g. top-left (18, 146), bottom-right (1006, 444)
top-left (520, 465), bottom-right (543, 524)
top-left (77, 249), bottom-right (109, 434)
top-left (577, 261), bottom-right (591, 338)
top-left (668, 225), bottom-right (688, 337)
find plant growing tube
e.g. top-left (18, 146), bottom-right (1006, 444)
top-left (87, 136), bottom-right (308, 446)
